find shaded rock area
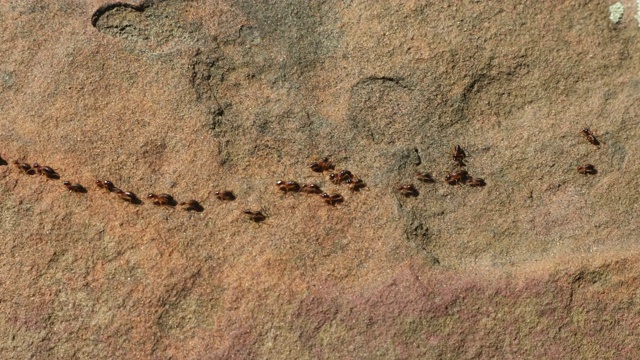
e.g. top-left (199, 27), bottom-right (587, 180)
top-left (2, 0), bottom-right (640, 358)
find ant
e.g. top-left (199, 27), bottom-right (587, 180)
top-left (243, 209), bottom-right (266, 222)
top-left (13, 160), bottom-right (34, 174)
top-left (276, 180), bottom-right (300, 193)
top-left (329, 169), bottom-right (353, 184)
top-left (63, 181), bottom-right (87, 193)
top-left (345, 177), bottom-right (366, 192)
top-left (580, 128), bottom-right (601, 147)
top-left (96, 180), bottom-right (117, 192)
top-left (321, 192), bottom-right (344, 206)
top-left (33, 163), bottom-right (59, 179)
top-left (214, 190), bottom-right (236, 201)
top-left (398, 184), bottom-right (419, 197)
top-left (147, 193), bottom-right (177, 206)
top-left (445, 170), bottom-right (469, 185)
top-left (179, 200), bottom-right (204, 212)
top-left (309, 157), bottom-right (335, 173)
top-left (300, 183), bottom-right (323, 194)
top-left (467, 177), bottom-right (486, 187)
top-left (577, 164), bottom-right (597, 175)
top-left (415, 172), bottom-right (435, 183)
top-left (115, 189), bottom-right (141, 204)
top-left (451, 144), bottom-right (466, 167)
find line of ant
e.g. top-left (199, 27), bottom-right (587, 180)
top-left (0, 154), bottom-right (369, 224)
top-left (576, 127), bottom-right (601, 175)
top-left (1, 127), bottom-right (603, 225)
top-left (576, 127), bottom-right (604, 175)
top-left (2, 149), bottom-right (488, 223)
top-left (397, 144), bottom-right (486, 198)
top-left (274, 158), bottom-right (367, 210)
top-left (4, 158), bottom-right (208, 212)
top-left (395, 126), bottom-right (604, 196)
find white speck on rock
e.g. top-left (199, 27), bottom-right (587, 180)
top-left (609, 2), bottom-right (624, 24)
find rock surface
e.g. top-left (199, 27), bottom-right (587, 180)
top-left (2, 0), bottom-right (640, 358)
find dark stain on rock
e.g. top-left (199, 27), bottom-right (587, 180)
top-left (91, 1), bottom-right (148, 28)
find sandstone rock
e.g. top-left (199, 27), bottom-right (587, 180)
top-left (2, 1), bottom-right (640, 358)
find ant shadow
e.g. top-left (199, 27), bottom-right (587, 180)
top-left (184, 201), bottom-right (204, 212)
top-left (74, 185), bottom-right (88, 193)
top-left (166, 198), bottom-right (178, 207)
top-left (0, 157), bottom-right (7, 166)
top-left (401, 190), bottom-right (420, 197)
top-left (127, 192), bottom-right (144, 205)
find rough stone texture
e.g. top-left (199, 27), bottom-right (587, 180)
top-left (2, 0), bottom-right (640, 358)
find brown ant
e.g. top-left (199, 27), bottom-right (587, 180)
top-left (276, 180), bottom-right (300, 193)
top-left (345, 177), bottom-right (366, 192)
top-left (33, 163), bottom-right (59, 179)
top-left (243, 209), bottom-right (266, 222)
top-left (147, 193), bottom-right (177, 206)
top-left (214, 190), bottom-right (236, 201)
top-left (445, 170), bottom-right (469, 185)
top-left (577, 164), bottom-right (597, 175)
top-left (580, 128), bottom-right (601, 147)
top-left (329, 169), bottom-right (353, 184)
top-left (415, 172), bottom-right (435, 183)
top-left (321, 192), bottom-right (344, 206)
top-left (467, 177), bottom-right (486, 187)
top-left (300, 183), bottom-right (323, 194)
top-left (13, 160), bottom-right (34, 174)
top-left (63, 181), bottom-right (87, 193)
top-left (451, 144), bottom-right (466, 167)
top-left (309, 157), bottom-right (335, 173)
top-left (115, 189), bottom-right (141, 204)
top-left (179, 200), bottom-right (204, 212)
top-left (398, 184), bottom-right (419, 197)
top-left (96, 180), bottom-right (117, 192)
